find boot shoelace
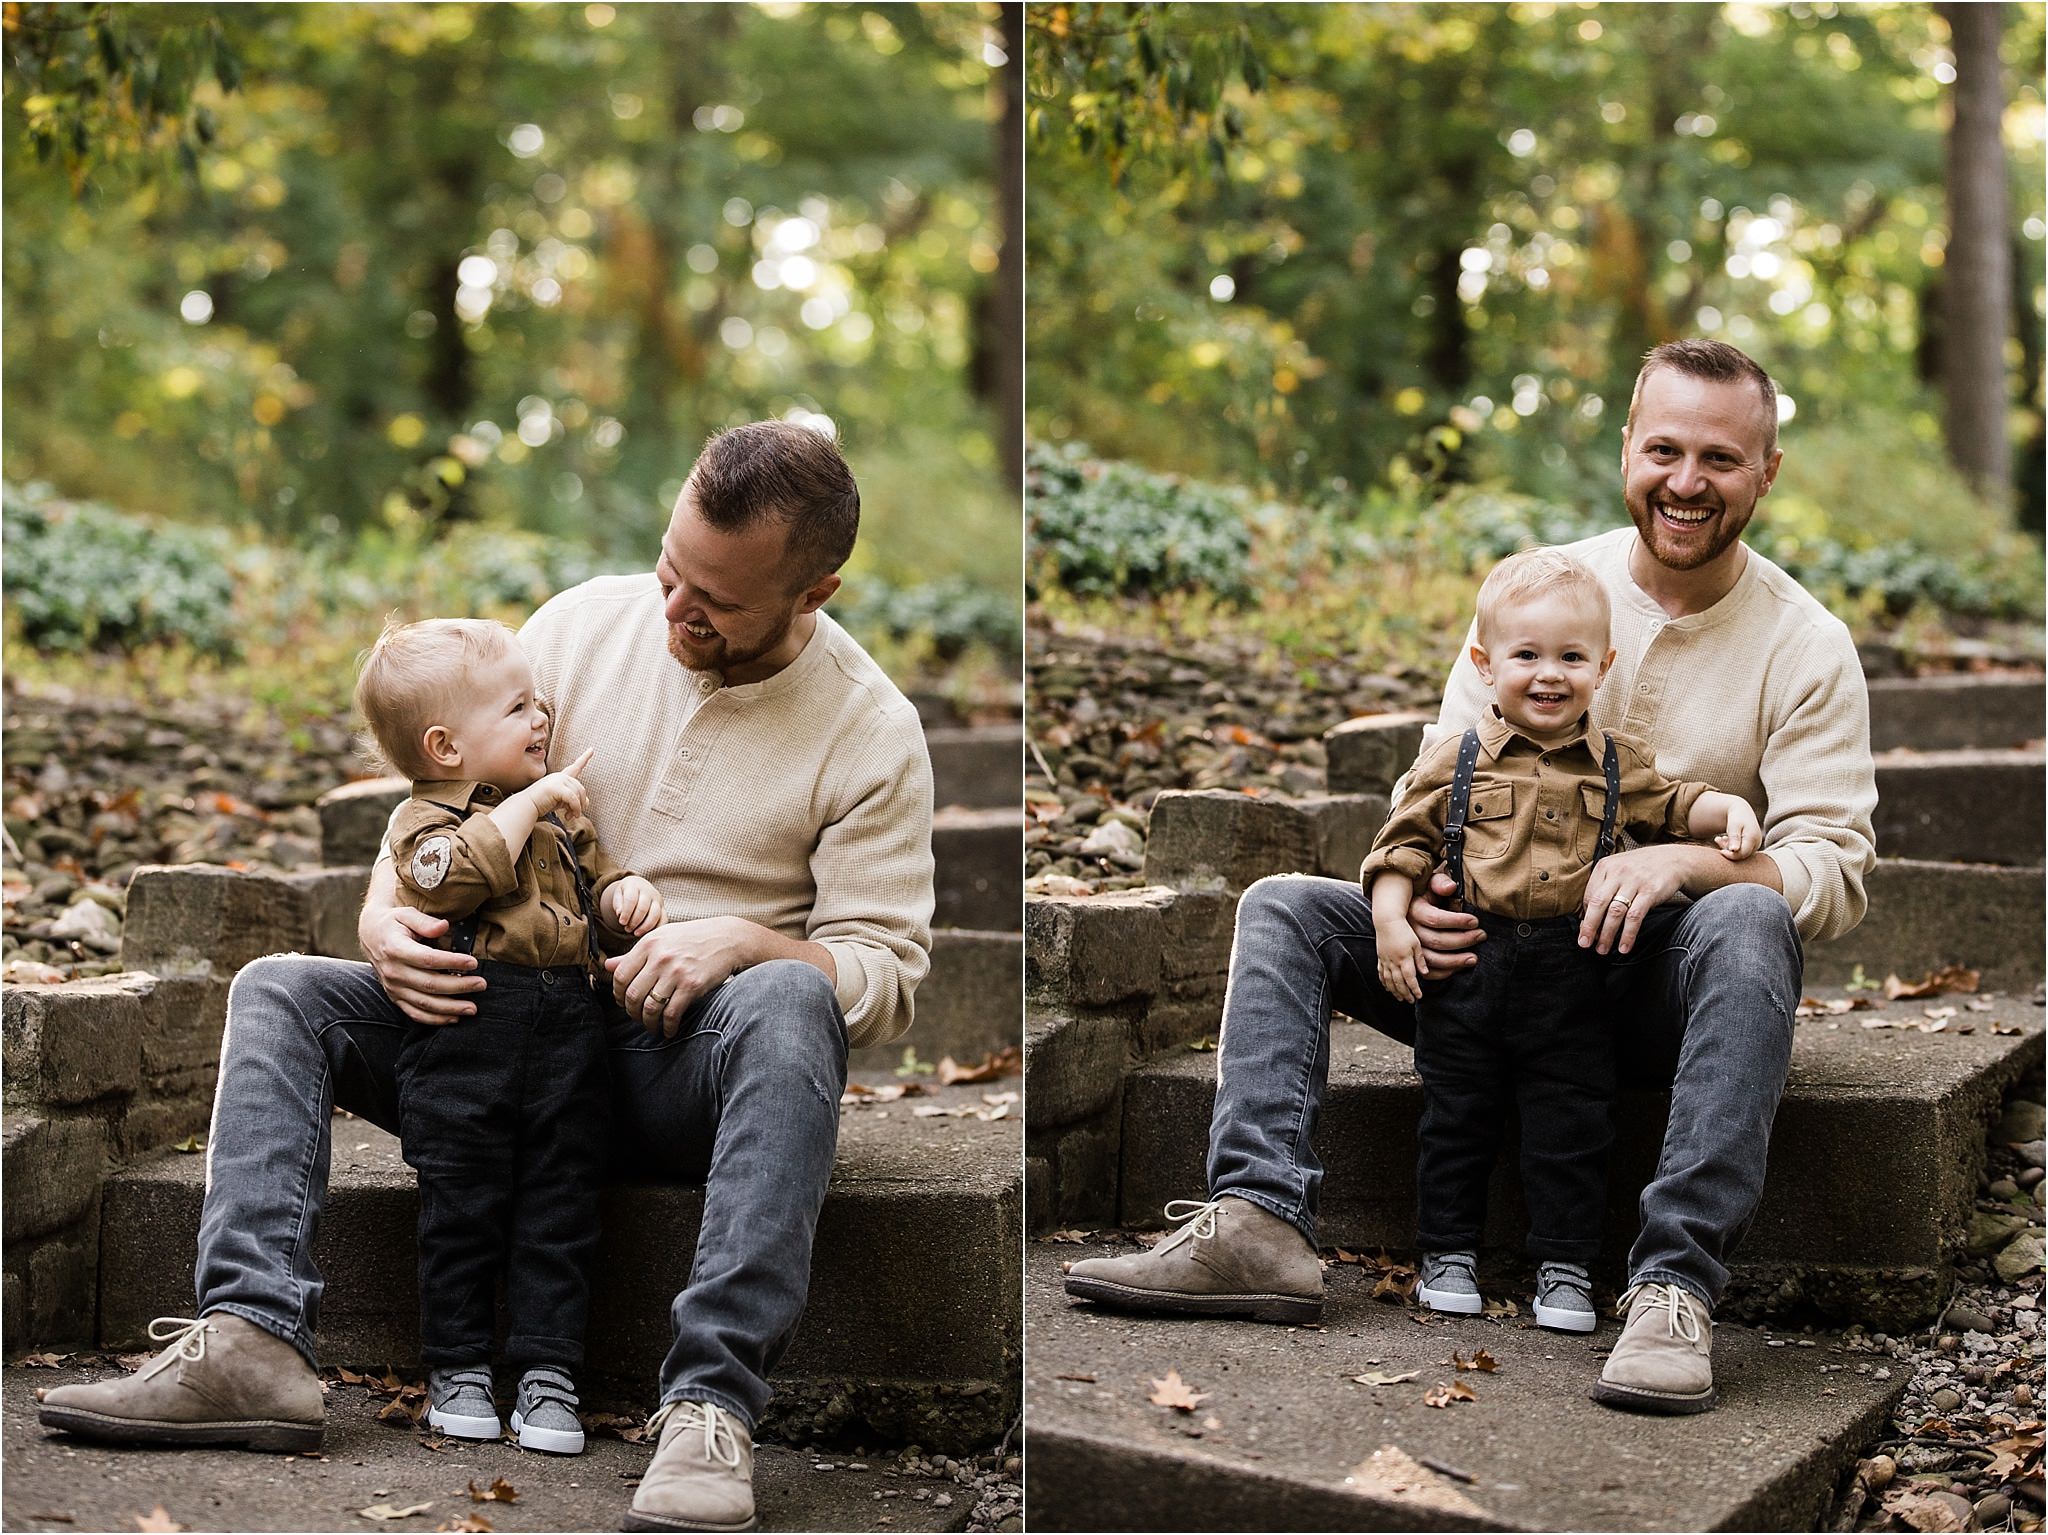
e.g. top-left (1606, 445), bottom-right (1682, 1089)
top-left (1156, 1197), bottom-right (1226, 1254)
top-left (140, 1316), bottom-right (210, 1381)
top-left (647, 1399), bottom-right (744, 1471)
top-left (1626, 1281), bottom-right (1705, 1343)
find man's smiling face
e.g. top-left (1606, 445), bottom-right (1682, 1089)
top-left (1622, 367), bottom-right (1782, 575)
top-left (656, 485), bottom-right (838, 685)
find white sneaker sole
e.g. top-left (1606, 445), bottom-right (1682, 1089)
top-left (1533, 1300), bottom-right (1597, 1333)
top-left (427, 1404), bottom-right (501, 1440)
top-left (510, 1409), bottom-right (585, 1454)
top-left (1416, 1281), bottom-right (1483, 1315)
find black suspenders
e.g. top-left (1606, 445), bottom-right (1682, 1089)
top-left (1443, 728), bottom-right (1621, 909)
top-left (443, 811), bottom-right (602, 973)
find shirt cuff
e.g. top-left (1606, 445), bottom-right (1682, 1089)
top-left (1359, 846), bottom-right (1436, 887)
top-left (1761, 845), bottom-right (1813, 929)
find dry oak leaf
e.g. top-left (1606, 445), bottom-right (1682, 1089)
top-left (1884, 965), bottom-right (1980, 1000)
top-left (583, 1412), bottom-right (648, 1444)
top-left (1343, 1445), bottom-right (1494, 1519)
top-left (358, 1502), bottom-right (435, 1521)
top-left (1879, 1487), bottom-right (1967, 1531)
top-left (936, 1046), bottom-right (1021, 1085)
top-left (1148, 1368), bottom-right (1211, 1412)
top-left (1423, 1380), bottom-right (1478, 1409)
top-left (436, 1519), bottom-right (495, 1534)
top-left (1451, 1350), bottom-right (1500, 1373)
top-left (465, 1479), bottom-right (518, 1504)
top-left (1480, 1296), bottom-right (1520, 1319)
top-left (135, 1509), bottom-right (186, 1533)
top-left (1044, 1230), bottom-right (1089, 1244)
top-left (21, 1351), bottom-right (70, 1368)
top-left (1352, 1370), bottom-right (1422, 1387)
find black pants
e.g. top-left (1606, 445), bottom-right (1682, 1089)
top-left (395, 961), bottom-right (609, 1373)
top-left (1412, 910), bottom-right (1613, 1264)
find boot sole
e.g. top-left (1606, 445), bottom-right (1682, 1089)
top-left (621, 1511), bottom-right (755, 1532)
top-left (36, 1401), bottom-right (323, 1453)
top-left (1590, 1378), bottom-right (1718, 1415)
top-left (1063, 1274), bottom-right (1322, 1325)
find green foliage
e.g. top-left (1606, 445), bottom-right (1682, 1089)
top-left (1027, 441), bottom-right (1254, 601)
top-left (1028, 4), bottom-right (2047, 523)
top-left (2, 481), bottom-right (240, 656)
top-left (835, 574), bottom-right (1022, 663)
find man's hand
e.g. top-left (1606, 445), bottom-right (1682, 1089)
top-left (600, 875), bottom-right (665, 937)
top-left (1408, 866), bottom-right (1485, 977)
top-left (604, 915), bottom-right (758, 1036)
top-left (1577, 844), bottom-right (1694, 955)
top-left (360, 904), bottom-right (485, 1025)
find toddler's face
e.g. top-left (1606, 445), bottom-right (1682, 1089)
top-left (438, 648), bottom-right (550, 793)
top-left (1471, 591), bottom-right (1614, 743)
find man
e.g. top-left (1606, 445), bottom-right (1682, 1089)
top-left (1064, 339), bottom-right (1877, 1415)
top-left (39, 422), bottom-right (937, 1529)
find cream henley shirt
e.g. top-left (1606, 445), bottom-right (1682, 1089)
top-left (1417, 528), bottom-right (1877, 944)
top-left (512, 574), bottom-right (936, 1048)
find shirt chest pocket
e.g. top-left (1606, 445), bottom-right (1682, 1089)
top-left (1459, 784), bottom-right (1515, 861)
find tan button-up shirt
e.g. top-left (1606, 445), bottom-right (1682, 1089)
top-left (1360, 708), bottom-right (1714, 921)
top-left (390, 780), bottom-right (633, 970)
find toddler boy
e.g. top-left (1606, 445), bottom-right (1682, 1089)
top-left (1360, 549), bottom-right (1759, 1331)
top-left (354, 617), bottom-right (664, 1452)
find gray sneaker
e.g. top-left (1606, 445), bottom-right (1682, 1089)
top-left (1416, 1250), bottom-right (1483, 1314)
top-left (510, 1366), bottom-right (585, 1454)
top-left (426, 1365), bottom-right (499, 1440)
top-left (1533, 1262), bottom-right (1597, 1333)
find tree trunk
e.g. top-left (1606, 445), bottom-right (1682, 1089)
top-left (988, 2), bottom-right (1025, 489)
top-left (1935, 1), bottom-right (2012, 501)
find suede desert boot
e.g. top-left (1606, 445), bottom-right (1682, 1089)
top-left (623, 1399), bottom-right (756, 1532)
top-left (36, 1314), bottom-right (325, 1451)
top-left (1591, 1282), bottom-right (1717, 1414)
top-left (1062, 1194), bottom-right (1323, 1323)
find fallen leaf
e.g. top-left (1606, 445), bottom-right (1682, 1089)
top-left (1044, 1230), bottom-right (1089, 1244)
top-left (839, 1081), bottom-right (927, 1105)
top-left (1369, 1265), bottom-right (1417, 1302)
top-left (1423, 1380), bottom-right (1477, 1408)
top-left (1184, 1037), bottom-right (1219, 1052)
top-left (171, 1135), bottom-right (205, 1153)
top-left (1054, 1372), bottom-right (1097, 1383)
top-left (358, 1503), bottom-right (435, 1521)
top-left (582, 1413), bottom-right (648, 1444)
top-left (1352, 1370), bottom-right (1421, 1386)
top-left (435, 1519), bottom-right (495, 1534)
top-left (333, 1367), bottom-right (370, 1385)
top-left (21, 1351), bottom-right (70, 1367)
top-left (114, 1353), bottom-right (153, 1372)
top-left (1796, 995), bottom-right (1880, 1019)
top-left (1884, 965), bottom-right (1980, 1000)
top-left (1343, 1445), bottom-right (1494, 1517)
top-left (1148, 1368), bottom-right (1210, 1412)
top-left (936, 1046), bottom-right (1021, 1085)
top-left (1879, 1487), bottom-right (1967, 1531)
top-left (1481, 1296), bottom-right (1520, 1318)
top-left (1965, 998), bottom-right (1997, 1012)
top-left (1451, 1350), bottom-right (1500, 1373)
top-left (134, 1508), bottom-right (186, 1533)
top-left (465, 1479), bottom-right (517, 1504)
top-left (1923, 1006), bottom-right (1958, 1021)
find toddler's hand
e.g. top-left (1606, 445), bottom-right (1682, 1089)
top-left (1716, 799), bottom-right (1762, 860)
top-left (1375, 922), bottom-right (1426, 1005)
top-left (602, 874), bottom-right (665, 937)
top-left (524, 746), bottom-right (594, 820)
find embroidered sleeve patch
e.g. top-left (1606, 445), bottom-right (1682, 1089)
top-left (409, 835), bottom-right (454, 891)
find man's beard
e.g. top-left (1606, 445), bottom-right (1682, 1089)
top-left (1625, 488), bottom-right (1753, 571)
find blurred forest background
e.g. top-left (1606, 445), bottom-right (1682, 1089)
top-left (1026, 1), bottom-right (2046, 673)
top-left (4, 1), bottom-right (1023, 715)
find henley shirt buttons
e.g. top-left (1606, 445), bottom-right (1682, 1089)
top-left (698, 677), bottom-right (716, 693)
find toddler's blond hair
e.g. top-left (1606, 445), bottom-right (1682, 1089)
top-left (354, 616), bottom-right (518, 779)
top-left (1474, 547), bottom-right (1611, 648)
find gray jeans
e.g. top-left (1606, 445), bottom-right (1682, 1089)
top-left (1206, 875), bottom-right (1801, 1307)
top-left (196, 954), bottom-right (848, 1429)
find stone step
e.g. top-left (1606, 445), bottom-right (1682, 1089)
top-left (315, 789), bottom-right (1020, 933)
top-left (932, 807), bottom-right (1022, 932)
top-left (927, 724), bottom-right (1024, 811)
top-left (1025, 1246), bottom-right (1903, 1532)
top-left (1874, 749), bottom-right (2044, 866)
top-left (1806, 859), bottom-right (2047, 993)
top-left (850, 928), bottom-right (1020, 1075)
top-left (1867, 673), bottom-right (2044, 754)
top-left (94, 1082), bottom-right (1021, 1452)
top-left (6, 1361), bottom-right (982, 1532)
top-left (1114, 990), bottom-right (2043, 1330)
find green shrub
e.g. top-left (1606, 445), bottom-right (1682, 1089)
top-left (836, 574), bottom-right (1022, 662)
top-left (3, 482), bottom-right (240, 656)
top-left (1028, 441), bottom-right (1256, 601)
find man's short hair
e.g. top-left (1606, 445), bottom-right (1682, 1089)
top-left (1626, 338), bottom-right (1780, 456)
top-left (1474, 547), bottom-right (1612, 648)
top-left (686, 421), bottom-right (860, 588)
top-left (354, 615), bottom-right (517, 779)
